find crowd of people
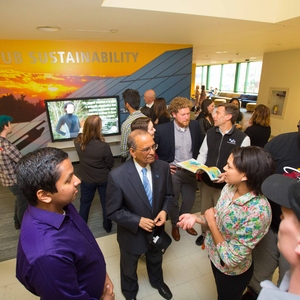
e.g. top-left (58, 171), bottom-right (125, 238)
top-left (1, 86), bottom-right (299, 300)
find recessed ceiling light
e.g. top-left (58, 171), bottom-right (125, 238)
top-left (36, 26), bottom-right (60, 32)
top-left (216, 51), bottom-right (227, 54)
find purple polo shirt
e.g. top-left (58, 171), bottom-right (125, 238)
top-left (16, 203), bottom-right (106, 300)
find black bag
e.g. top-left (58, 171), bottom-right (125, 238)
top-left (150, 227), bottom-right (172, 254)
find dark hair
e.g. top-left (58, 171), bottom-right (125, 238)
top-left (231, 146), bottom-right (275, 195)
top-left (140, 106), bottom-right (152, 118)
top-left (152, 97), bottom-right (170, 120)
top-left (122, 89), bottom-right (141, 110)
top-left (219, 103), bottom-right (239, 124)
top-left (229, 98), bottom-right (243, 123)
top-left (63, 101), bottom-right (75, 111)
top-left (229, 98), bottom-right (240, 108)
top-left (0, 115), bottom-right (13, 132)
top-left (201, 99), bottom-right (213, 116)
top-left (16, 147), bottom-right (68, 206)
top-left (74, 115), bottom-right (103, 151)
top-left (131, 117), bottom-right (152, 132)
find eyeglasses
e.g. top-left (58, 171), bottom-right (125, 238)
top-left (136, 143), bottom-right (158, 154)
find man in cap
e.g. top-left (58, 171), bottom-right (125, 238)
top-left (257, 174), bottom-right (300, 299)
top-left (0, 115), bottom-right (27, 229)
top-left (243, 121), bottom-right (300, 299)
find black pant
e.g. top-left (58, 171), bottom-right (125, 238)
top-left (211, 261), bottom-right (254, 300)
top-left (120, 244), bottom-right (163, 299)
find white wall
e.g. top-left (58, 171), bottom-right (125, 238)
top-left (258, 49), bottom-right (300, 136)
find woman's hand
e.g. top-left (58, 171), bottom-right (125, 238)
top-left (177, 213), bottom-right (196, 229)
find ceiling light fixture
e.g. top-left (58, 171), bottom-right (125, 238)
top-left (36, 26), bottom-right (60, 32)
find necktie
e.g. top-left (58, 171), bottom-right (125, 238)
top-left (142, 168), bottom-right (152, 206)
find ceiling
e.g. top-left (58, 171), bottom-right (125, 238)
top-left (2, 0), bottom-right (300, 65)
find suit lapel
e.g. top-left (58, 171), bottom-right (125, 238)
top-left (151, 161), bottom-right (160, 211)
top-left (127, 159), bottom-right (152, 211)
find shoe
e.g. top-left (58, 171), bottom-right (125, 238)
top-left (195, 234), bottom-right (205, 246)
top-left (105, 228), bottom-right (112, 233)
top-left (186, 227), bottom-right (198, 236)
top-left (14, 224), bottom-right (21, 230)
top-left (171, 226), bottom-right (180, 241)
top-left (153, 283), bottom-right (173, 300)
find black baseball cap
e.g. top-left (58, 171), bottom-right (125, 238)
top-left (261, 174), bottom-right (300, 221)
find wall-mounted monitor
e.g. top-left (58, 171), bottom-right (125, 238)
top-left (45, 96), bottom-right (120, 142)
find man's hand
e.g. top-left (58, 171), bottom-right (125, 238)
top-left (139, 217), bottom-right (156, 232)
top-left (170, 165), bottom-right (177, 175)
top-left (154, 211), bottom-right (167, 226)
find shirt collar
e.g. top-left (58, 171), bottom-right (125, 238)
top-left (174, 120), bottom-right (188, 132)
top-left (133, 159), bottom-right (151, 174)
top-left (28, 204), bottom-right (67, 229)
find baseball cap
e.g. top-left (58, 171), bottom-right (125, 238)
top-left (261, 174), bottom-right (300, 221)
top-left (0, 115), bottom-right (13, 128)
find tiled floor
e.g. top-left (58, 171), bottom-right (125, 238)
top-left (0, 220), bottom-right (218, 300)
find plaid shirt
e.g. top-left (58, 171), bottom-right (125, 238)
top-left (0, 136), bottom-right (22, 186)
top-left (120, 110), bottom-right (146, 158)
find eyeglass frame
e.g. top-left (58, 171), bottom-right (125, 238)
top-left (132, 143), bottom-right (158, 154)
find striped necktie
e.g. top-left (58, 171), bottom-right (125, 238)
top-left (142, 168), bottom-right (152, 206)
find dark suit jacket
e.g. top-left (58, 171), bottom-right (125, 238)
top-left (106, 159), bottom-right (174, 255)
top-left (154, 120), bottom-right (202, 162)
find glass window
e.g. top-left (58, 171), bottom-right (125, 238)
top-left (195, 66), bottom-right (207, 87)
top-left (236, 63), bottom-right (247, 92)
top-left (221, 64), bottom-right (236, 91)
top-left (245, 62), bottom-right (262, 93)
top-left (208, 65), bottom-right (221, 91)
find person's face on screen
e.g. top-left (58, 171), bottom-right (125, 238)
top-left (66, 104), bottom-right (75, 114)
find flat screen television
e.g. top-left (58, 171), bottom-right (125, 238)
top-left (45, 96), bottom-right (120, 142)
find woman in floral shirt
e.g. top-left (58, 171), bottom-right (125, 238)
top-left (177, 146), bottom-right (275, 300)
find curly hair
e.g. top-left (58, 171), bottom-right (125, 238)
top-left (168, 97), bottom-right (192, 115)
top-left (249, 104), bottom-right (270, 127)
top-left (231, 146), bottom-right (275, 195)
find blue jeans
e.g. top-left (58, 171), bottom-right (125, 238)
top-left (8, 185), bottom-right (28, 226)
top-left (79, 181), bottom-right (112, 231)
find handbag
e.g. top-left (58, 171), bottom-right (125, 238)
top-left (150, 226), bottom-right (172, 254)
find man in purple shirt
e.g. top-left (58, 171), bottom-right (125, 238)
top-left (15, 147), bottom-right (115, 300)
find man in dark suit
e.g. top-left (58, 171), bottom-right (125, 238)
top-left (154, 97), bottom-right (202, 241)
top-left (106, 130), bottom-right (173, 300)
